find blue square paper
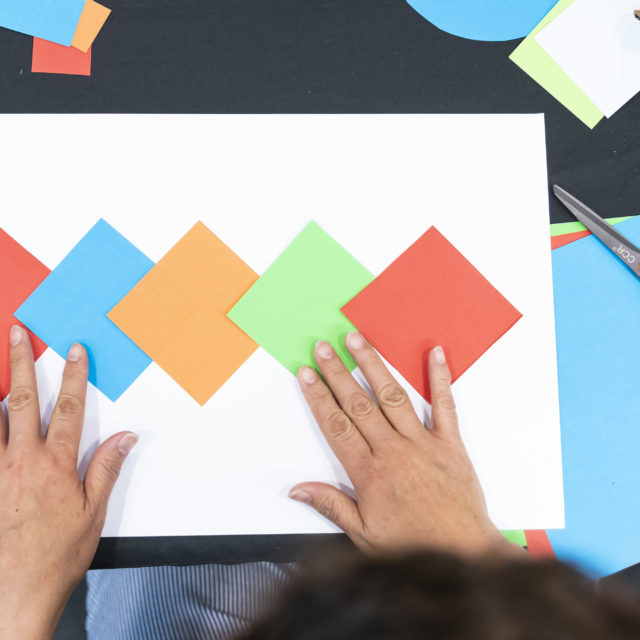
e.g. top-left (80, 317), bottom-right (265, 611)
top-left (547, 215), bottom-right (640, 578)
top-left (0, 0), bottom-right (85, 47)
top-left (16, 219), bottom-right (154, 401)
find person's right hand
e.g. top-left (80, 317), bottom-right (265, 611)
top-left (289, 333), bottom-right (523, 558)
top-left (0, 326), bottom-right (138, 640)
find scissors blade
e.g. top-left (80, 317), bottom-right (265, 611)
top-left (553, 185), bottom-right (640, 278)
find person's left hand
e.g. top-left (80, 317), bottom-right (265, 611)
top-left (0, 325), bottom-right (138, 640)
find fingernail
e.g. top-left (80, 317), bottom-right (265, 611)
top-left (315, 341), bottom-right (334, 360)
top-left (288, 489), bottom-right (312, 504)
top-left (434, 346), bottom-right (446, 365)
top-left (299, 366), bottom-right (318, 384)
top-left (346, 332), bottom-right (365, 350)
top-left (118, 432), bottom-right (139, 456)
top-left (9, 325), bottom-right (23, 346)
top-left (67, 344), bottom-right (83, 362)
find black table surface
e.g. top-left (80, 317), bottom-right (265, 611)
top-left (1, 0), bottom-right (639, 570)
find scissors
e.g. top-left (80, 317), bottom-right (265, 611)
top-left (553, 185), bottom-right (640, 279)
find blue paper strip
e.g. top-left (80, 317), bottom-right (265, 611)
top-left (547, 215), bottom-right (640, 578)
top-left (406, 0), bottom-right (557, 42)
top-left (0, 0), bottom-right (85, 47)
top-left (16, 219), bottom-right (154, 402)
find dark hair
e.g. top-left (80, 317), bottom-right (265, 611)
top-left (243, 550), bottom-right (640, 640)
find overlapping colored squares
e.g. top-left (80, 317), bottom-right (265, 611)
top-left (0, 228), bottom-right (50, 400)
top-left (15, 219), bottom-right (154, 401)
top-left (342, 227), bottom-right (522, 403)
top-left (108, 222), bottom-right (259, 406)
top-left (228, 221), bottom-right (374, 374)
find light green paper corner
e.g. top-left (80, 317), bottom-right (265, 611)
top-left (550, 216), bottom-right (632, 237)
top-left (501, 530), bottom-right (527, 547)
top-left (227, 221), bottom-right (374, 375)
top-left (509, 0), bottom-right (603, 129)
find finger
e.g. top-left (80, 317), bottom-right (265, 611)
top-left (428, 346), bottom-right (460, 441)
top-left (84, 431), bottom-right (139, 513)
top-left (0, 400), bottom-right (7, 451)
top-left (314, 341), bottom-right (394, 449)
top-left (47, 344), bottom-right (88, 465)
top-left (7, 325), bottom-right (41, 449)
top-left (289, 482), bottom-right (364, 542)
top-left (345, 332), bottom-right (425, 439)
top-left (297, 366), bottom-right (371, 478)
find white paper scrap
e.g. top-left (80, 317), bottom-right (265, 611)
top-left (535, 0), bottom-right (640, 118)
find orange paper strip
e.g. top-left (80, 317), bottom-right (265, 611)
top-left (32, 38), bottom-right (91, 76)
top-left (71, 0), bottom-right (111, 53)
top-left (108, 222), bottom-right (259, 406)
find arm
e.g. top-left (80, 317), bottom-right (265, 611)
top-left (290, 333), bottom-right (524, 557)
top-left (0, 326), bottom-right (137, 639)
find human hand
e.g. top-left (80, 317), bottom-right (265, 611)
top-left (0, 326), bottom-right (138, 640)
top-left (290, 333), bottom-right (522, 557)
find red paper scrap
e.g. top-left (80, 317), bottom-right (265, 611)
top-left (32, 37), bottom-right (91, 76)
top-left (0, 229), bottom-right (50, 400)
top-left (342, 227), bottom-right (522, 403)
top-left (551, 230), bottom-right (590, 250)
top-left (525, 530), bottom-right (556, 558)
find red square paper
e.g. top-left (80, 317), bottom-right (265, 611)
top-left (342, 227), bottom-right (522, 403)
top-left (0, 229), bottom-right (50, 400)
top-left (32, 38), bottom-right (92, 77)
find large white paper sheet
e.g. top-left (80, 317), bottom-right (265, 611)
top-left (535, 0), bottom-right (640, 118)
top-left (0, 115), bottom-right (563, 535)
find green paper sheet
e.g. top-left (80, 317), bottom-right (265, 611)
top-left (550, 216), bottom-right (631, 236)
top-left (228, 221), bottom-right (374, 374)
top-left (509, 0), bottom-right (603, 129)
top-left (501, 530), bottom-right (527, 547)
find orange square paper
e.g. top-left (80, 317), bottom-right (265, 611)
top-left (71, 0), bottom-right (111, 53)
top-left (108, 222), bottom-right (259, 405)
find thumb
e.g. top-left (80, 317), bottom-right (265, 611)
top-left (84, 431), bottom-right (139, 511)
top-left (289, 482), bottom-right (364, 540)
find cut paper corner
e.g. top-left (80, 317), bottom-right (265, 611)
top-left (525, 530), bottom-right (556, 558)
top-left (71, 0), bottom-right (111, 53)
top-left (551, 230), bottom-right (590, 250)
top-left (342, 226), bottom-right (522, 404)
top-left (227, 220), bottom-right (374, 377)
top-left (32, 38), bottom-right (91, 76)
top-left (108, 221), bottom-right (259, 406)
top-left (501, 530), bottom-right (527, 547)
top-left (405, 0), bottom-right (558, 41)
top-left (508, 0), bottom-right (604, 129)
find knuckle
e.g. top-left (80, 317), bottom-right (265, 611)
top-left (8, 387), bottom-right (36, 412)
top-left (55, 393), bottom-right (83, 418)
top-left (377, 382), bottom-right (409, 409)
top-left (344, 392), bottom-right (375, 419)
top-left (434, 394), bottom-right (457, 414)
top-left (324, 411), bottom-right (354, 440)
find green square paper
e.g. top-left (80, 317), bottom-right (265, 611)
top-left (228, 221), bottom-right (374, 374)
